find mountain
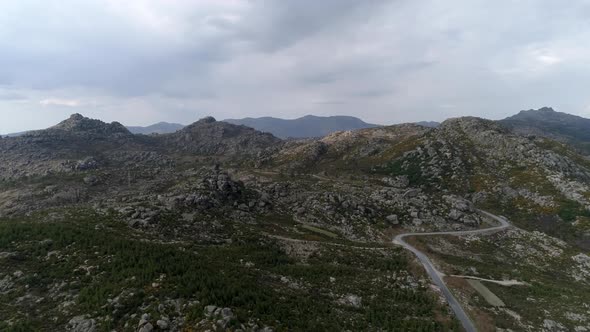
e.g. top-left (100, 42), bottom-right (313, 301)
top-left (163, 116), bottom-right (281, 155)
top-left (127, 122), bottom-right (185, 135)
top-left (2, 112), bottom-right (590, 331)
top-left (500, 107), bottom-right (590, 155)
top-left (49, 113), bottom-right (131, 135)
top-left (223, 115), bottom-right (379, 138)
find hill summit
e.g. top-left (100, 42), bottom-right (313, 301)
top-left (500, 107), bottom-right (590, 154)
top-left (49, 113), bottom-right (130, 136)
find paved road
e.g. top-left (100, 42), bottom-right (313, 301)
top-left (393, 210), bottom-right (510, 332)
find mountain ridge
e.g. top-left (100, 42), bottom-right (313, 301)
top-left (223, 114), bottom-right (379, 138)
top-left (127, 121), bottom-right (185, 135)
top-left (1, 116), bottom-right (454, 138)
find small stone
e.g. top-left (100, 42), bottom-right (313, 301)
top-left (138, 322), bottom-right (153, 332)
top-left (221, 307), bottom-right (234, 321)
top-left (386, 214), bottom-right (399, 224)
top-left (83, 176), bottom-right (98, 185)
top-left (66, 315), bottom-right (96, 332)
top-left (156, 319), bottom-right (169, 330)
top-left (345, 294), bottom-right (362, 307)
top-left (204, 305), bottom-right (217, 317)
top-left (138, 313), bottom-right (150, 327)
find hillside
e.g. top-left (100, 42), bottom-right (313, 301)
top-left (1, 113), bottom-right (590, 331)
top-left (223, 115), bottom-right (379, 138)
top-left (500, 107), bottom-right (590, 155)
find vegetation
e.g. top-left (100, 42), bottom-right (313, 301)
top-left (0, 210), bottom-right (458, 331)
top-left (300, 224), bottom-right (339, 238)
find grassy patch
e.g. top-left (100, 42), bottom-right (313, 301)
top-left (508, 166), bottom-right (555, 194)
top-left (300, 225), bottom-right (339, 238)
top-left (557, 199), bottom-right (590, 222)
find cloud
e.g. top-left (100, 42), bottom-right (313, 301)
top-left (237, 0), bottom-right (391, 52)
top-left (40, 98), bottom-right (83, 107)
top-left (535, 53), bottom-right (562, 66)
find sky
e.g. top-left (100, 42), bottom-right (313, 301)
top-left (1, 0), bottom-right (590, 133)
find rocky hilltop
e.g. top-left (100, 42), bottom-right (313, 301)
top-left (501, 106), bottom-right (590, 155)
top-left (0, 114), bottom-right (143, 181)
top-left (1, 112), bottom-right (590, 331)
top-left (163, 116), bottom-right (281, 155)
top-left (0, 115), bottom-right (281, 181)
top-left (47, 113), bottom-right (131, 136)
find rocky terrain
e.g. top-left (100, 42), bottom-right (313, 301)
top-left (1, 112), bottom-right (590, 331)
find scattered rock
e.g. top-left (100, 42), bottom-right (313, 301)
top-left (156, 319), bottom-right (169, 330)
top-left (66, 315), bottom-right (96, 332)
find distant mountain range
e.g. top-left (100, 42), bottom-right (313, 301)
top-left (3, 115), bottom-right (378, 138)
top-left (223, 115), bottom-right (379, 139)
top-left (0, 115), bottom-right (439, 139)
top-left (5, 109), bottom-right (590, 150)
top-left (4, 122), bottom-right (185, 137)
top-left (500, 107), bottom-right (590, 155)
top-left (126, 122), bottom-right (185, 135)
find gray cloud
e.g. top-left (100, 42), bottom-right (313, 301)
top-left (238, 0), bottom-right (391, 52)
top-left (1, 0), bottom-right (590, 133)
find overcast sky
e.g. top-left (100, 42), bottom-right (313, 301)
top-left (1, 0), bottom-right (590, 133)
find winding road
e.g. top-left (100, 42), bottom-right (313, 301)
top-left (393, 210), bottom-right (510, 332)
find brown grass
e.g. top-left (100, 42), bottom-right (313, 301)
top-left (445, 277), bottom-right (496, 332)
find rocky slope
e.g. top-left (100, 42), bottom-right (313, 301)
top-left (262, 116), bottom-right (590, 246)
top-left (0, 114), bottom-right (149, 180)
top-left (0, 115), bottom-right (281, 180)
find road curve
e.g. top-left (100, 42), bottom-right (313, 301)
top-left (393, 210), bottom-right (510, 332)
